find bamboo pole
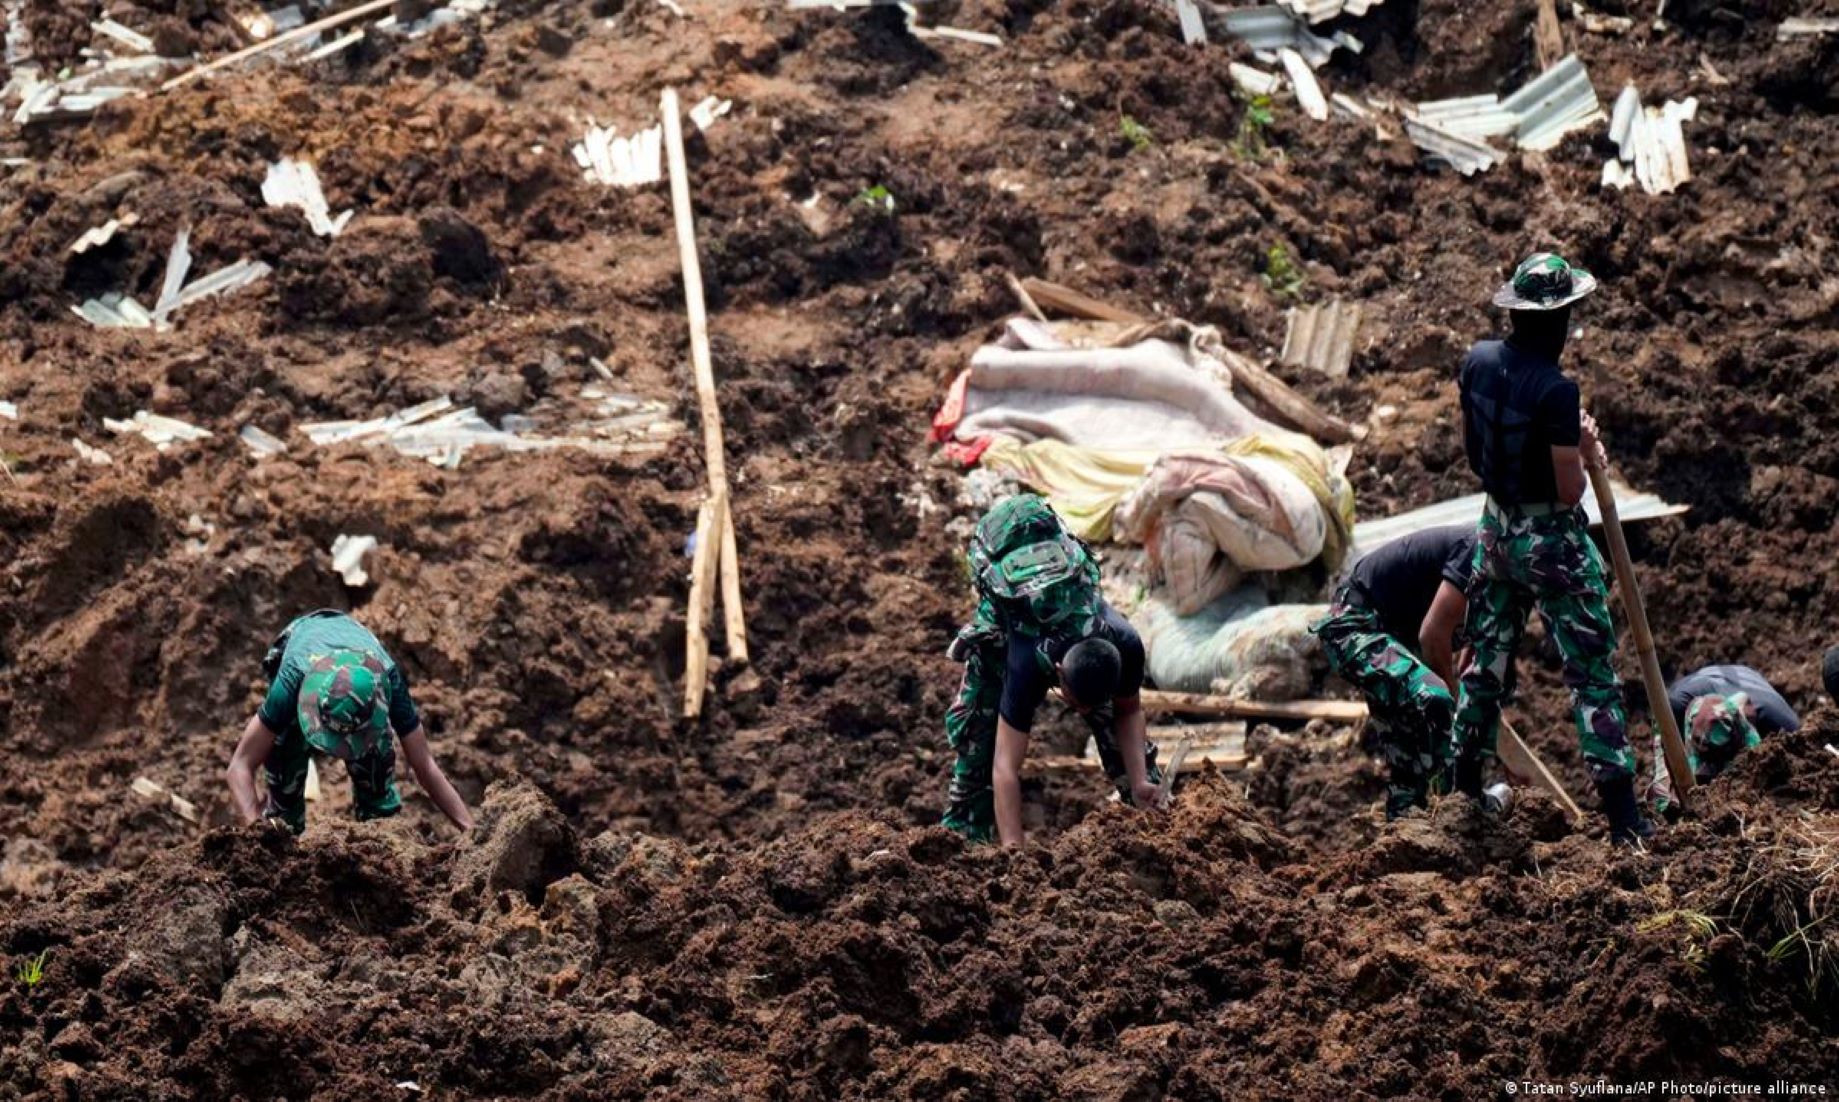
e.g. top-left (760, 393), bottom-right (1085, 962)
top-left (662, 87), bottom-right (748, 666)
top-left (1498, 720), bottom-right (1585, 822)
top-left (682, 491), bottom-right (727, 718)
top-left (158, 0), bottom-right (396, 92)
top-left (1140, 689), bottom-right (1367, 723)
top-left (1585, 449), bottom-right (1694, 804)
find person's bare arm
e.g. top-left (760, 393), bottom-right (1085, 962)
top-left (1552, 444), bottom-right (1587, 506)
top-left (1112, 698), bottom-right (1163, 809)
top-left (399, 726), bottom-right (474, 833)
top-left (225, 714), bottom-right (278, 825)
top-left (992, 717), bottom-right (1030, 848)
top-left (1418, 582), bottom-right (1468, 689)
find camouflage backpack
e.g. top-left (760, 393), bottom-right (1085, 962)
top-left (967, 494), bottom-right (1100, 635)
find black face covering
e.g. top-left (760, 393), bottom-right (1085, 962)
top-left (1507, 305), bottom-right (1572, 361)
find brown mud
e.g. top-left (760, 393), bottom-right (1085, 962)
top-left (2, 0), bottom-right (1838, 1095)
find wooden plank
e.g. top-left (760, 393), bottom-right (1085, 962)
top-left (682, 491), bottom-right (727, 719)
top-left (1017, 278), bottom-right (1146, 324)
top-left (1004, 272), bottom-right (1048, 322)
top-left (662, 87), bottom-right (749, 666)
top-left (1041, 749), bottom-right (1247, 773)
top-left (1498, 720), bottom-right (1584, 822)
top-left (1141, 689), bottom-right (1367, 723)
top-left (159, 0), bottom-right (396, 92)
top-left (1533, 0), bottom-right (1565, 71)
top-left (1212, 342), bottom-right (1363, 444)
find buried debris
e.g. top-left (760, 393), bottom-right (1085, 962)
top-left (300, 391), bottom-right (677, 466)
top-left (574, 96), bottom-right (731, 188)
top-left (1218, 6), bottom-right (1361, 69)
top-left (1778, 16), bottom-right (1839, 38)
top-left (103, 411), bottom-right (211, 451)
top-left (1603, 84), bottom-right (1697, 195)
top-left (1405, 54), bottom-right (1604, 173)
top-left (238, 424), bottom-right (287, 457)
top-left (73, 226), bottom-right (271, 330)
top-left (130, 777), bottom-right (200, 824)
top-left (69, 213), bottom-right (138, 255)
top-left (71, 438), bottom-right (113, 466)
top-left (330, 534), bottom-right (379, 588)
top-left (262, 158), bottom-right (354, 237)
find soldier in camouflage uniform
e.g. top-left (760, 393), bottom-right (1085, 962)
top-left (943, 495), bottom-right (1163, 846)
top-left (1643, 665), bottom-right (1799, 815)
top-left (225, 610), bottom-right (474, 835)
top-left (1450, 253), bottom-right (1651, 844)
top-left (1311, 525), bottom-right (1475, 819)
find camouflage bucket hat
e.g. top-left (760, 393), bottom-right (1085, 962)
top-left (298, 650), bottom-right (392, 759)
top-left (1492, 252), bottom-right (1598, 311)
top-left (1686, 691), bottom-right (1757, 757)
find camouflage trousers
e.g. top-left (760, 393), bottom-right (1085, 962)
top-left (942, 632), bottom-right (1159, 842)
top-left (1311, 596), bottom-right (1453, 816)
top-left (264, 736), bottom-right (401, 835)
top-left (1452, 502), bottom-right (1634, 784)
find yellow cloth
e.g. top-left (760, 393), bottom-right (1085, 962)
top-left (978, 437), bottom-right (1158, 541)
top-left (979, 434), bottom-right (1355, 569)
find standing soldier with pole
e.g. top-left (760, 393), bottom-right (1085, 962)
top-left (1447, 253), bottom-right (1654, 846)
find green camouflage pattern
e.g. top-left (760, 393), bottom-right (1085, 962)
top-left (1451, 503), bottom-right (1634, 783)
top-left (1311, 596), bottom-right (1453, 817)
top-left (967, 494), bottom-right (1101, 637)
top-left (299, 650), bottom-right (393, 759)
top-left (942, 596), bottom-right (1158, 841)
top-left (262, 736), bottom-right (403, 835)
top-left (1646, 691), bottom-right (1761, 814)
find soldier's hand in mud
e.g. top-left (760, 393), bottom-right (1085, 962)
top-left (1133, 781), bottom-right (1167, 811)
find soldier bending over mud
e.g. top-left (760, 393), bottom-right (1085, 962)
top-left (943, 495), bottom-right (1164, 846)
top-left (225, 610), bottom-right (474, 835)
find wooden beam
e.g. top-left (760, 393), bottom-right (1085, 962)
top-left (662, 87), bottom-right (749, 666)
top-left (1533, 0), bottom-right (1565, 71)
top-left (1212, 343), bottom-right (1363, 444)
top-left (1141, 689), bottom-right (1367, 723)
top-left (1498, 719), bottom-right (1585, 822)
top-left (159, 0), bottom-right (396, 92)
top-left (682, 491), bottom-right (727, 719)
top-left (1018, 277), bottom-right (1146, 324)
top-left (1004, 272), bottom-right (1048, 322)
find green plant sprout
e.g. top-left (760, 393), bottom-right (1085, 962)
top-left (16, 950), bottom-right (48, 988)
top-left (853, 185), bottom-right (896, 215)
top-left (1261, 243), bottom-right (1306, 299)
top-left (1234, 92), bottom-right (1276, 159)
top-left (1119, 114), bottom-right (1153, 153)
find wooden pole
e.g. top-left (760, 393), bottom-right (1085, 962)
top-left (1018, 277), bottom-right (1145, 324)
top-left (1498, 720), bottom-right (1585, 822)
top-left (683, 491), bottom-right (727, 719)
top-left (1585, 449), bottom-right (1694, 804)
top-left (662, 87), bottom-right (749, 666)
top-left (1533, 0), bottom-right (1565, 71)
top-left (1140, 689), bottom-right (1367, 723)
top-left (158, 0), bottom-right (396, 91)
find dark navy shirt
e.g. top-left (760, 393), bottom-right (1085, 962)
top-left (1668, 665), bottom-right (1799, 736)
top-left (1345, 525), bottom-right (1477, 651)
top-left (999, 602), bottom-right (1145, 732)
top-left (1458, 338), bottom-right (1581, 506)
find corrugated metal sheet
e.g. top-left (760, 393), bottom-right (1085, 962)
top-left (1174, 0), bottom-right (1208, 44)
top-left (1280, 299), bottom-right (1362, 378)
top-left (1350, 482), bottom-right (1686, 561)
top-left (1278, 47), bottom-right (1328, 121)
top-left (1505, 54), bottom-right (1603, 151)
top-left (1402, 113), bottom-right (1502, 175)
top-left (1604, 83), bottom-right (1695, 195)
top-left (1229, 62), bottom-right (1281, 96)
top-left (1276, 0), bottom-right (1384, 23)
top-left (1778, 16), bottom-right (1839, 38)
top-left (1413, 93), bottom-right (1519, 139)
top-left (1219, 6), bottom-right (1355, 67)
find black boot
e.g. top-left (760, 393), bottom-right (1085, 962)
top-left (1599, 775), bottom-right (1655, 847)
top-left (1451, 755), bottom-right (1485, 802)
